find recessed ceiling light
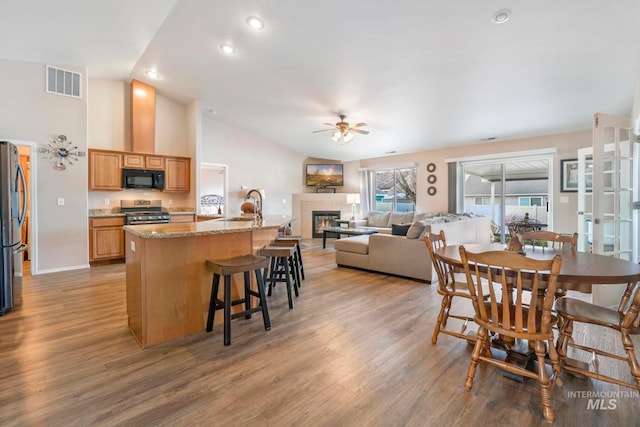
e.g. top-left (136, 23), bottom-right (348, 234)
top-left (220, 43), bottom-right (236, 54)
top-left (491, 9), bottom-right (511, 24)
top-left (145, 69), bottom-right (159, 79)
top-left (246, 16), bottom-right (264, 30)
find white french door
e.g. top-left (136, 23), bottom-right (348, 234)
top-left (577, 147), bottom-right (593, 252)
top-left (579, 113), bottom-right (636, 305)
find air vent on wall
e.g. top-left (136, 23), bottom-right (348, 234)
top-left (46, 65), bottom-right (82, 98)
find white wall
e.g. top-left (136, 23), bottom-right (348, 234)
top-left (358, 130), bottom-right (592, 234)
top-left (200, 114), bottom-right (305, 216)
top-left (0, 59), bottom-right (88, 272)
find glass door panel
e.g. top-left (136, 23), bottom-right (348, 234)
top-left (462, 157), bottom-right (550, 243)
top-left (577, 147), bottom-right (593, 252)
top-left (591, 113), bottom-right (634, 306)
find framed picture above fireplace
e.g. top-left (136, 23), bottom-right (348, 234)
top-left (306, 164), bottom-right (343, 187)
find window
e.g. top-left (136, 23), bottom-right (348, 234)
top-left (373, 167), bottom-right (416, 212)
top-left (474, 197), bottom-right (491, 205)
top-left (518, 196), bottom-right (543, 207)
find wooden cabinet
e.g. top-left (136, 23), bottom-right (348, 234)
top-left (89, 149), bottom-right (190, 193)
top-left (123, 154), bottom-right (165, 170)
top-left (89, 216), bottom-right (126, 262)
top-left (164, 157), bottom-right (190, 192)
top-left (170, 213), bottom-right (195, 223)
top-left (89, 150), bottom-right (122, 191)
top-left (145, 156), bottom-right (165, 170)
top-left (123, 153), bottom-right (144, 169)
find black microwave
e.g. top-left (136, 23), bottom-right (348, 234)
top-left (122, 168), bottom-right (165, 190)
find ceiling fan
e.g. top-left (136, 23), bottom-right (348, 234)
top-left (313, 114), bottom-right (370, 143)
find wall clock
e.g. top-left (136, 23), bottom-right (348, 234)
top-left (39, 135), bottom-right (85, 170)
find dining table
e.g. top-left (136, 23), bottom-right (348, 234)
top-left (434, 242), bottom-right (640, 380)
top-left (435, 243), bottom-right (640, 293)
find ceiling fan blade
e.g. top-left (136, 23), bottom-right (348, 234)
top-left (349, 128), bottom-right (370, 135)
top-left (351, 122), bottom-right (368, 128)
top-left (323, 123), bottom-right (336, 127)
top-left (312, 129), bottom-right (334, 133)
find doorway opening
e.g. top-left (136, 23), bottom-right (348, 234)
top-left (199, 163), bottom-right (227, 216)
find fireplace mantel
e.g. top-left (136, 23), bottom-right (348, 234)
top-left (292, 193), bottom-right (354, 238)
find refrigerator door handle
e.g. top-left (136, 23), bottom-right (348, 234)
top-left (12, 243), bottom-right (27, 255)
top-left (16, 162), bottom-right (27, 227)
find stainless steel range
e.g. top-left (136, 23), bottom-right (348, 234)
top-left (121, 200), bottom-right (170, 225)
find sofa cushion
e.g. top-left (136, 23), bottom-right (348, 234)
top-left (413, 212), bottom-right (437, 222)
top-left (333, 234), bottom-right (370, 255)
top-left (389, 212), bottom-right (415, 225)
top-left (391, 223), bottom-right (411, 236)
top-left (367, 211), bottom-right (391, 227)
top-left (406, 220), bottom-right (429, 239)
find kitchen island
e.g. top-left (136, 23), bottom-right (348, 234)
top-left (124, 215), bottom-right (290, 348)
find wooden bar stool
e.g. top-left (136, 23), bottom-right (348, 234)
top-left (275, 236), bottom-right (305, 280)
top-left (259, 246), bottom-right (300, 309)
top-left (269, 240), bottom-right (303, 286)
top-left (205, 254), bottom-right (271, 346)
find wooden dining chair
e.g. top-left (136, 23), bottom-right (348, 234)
top-left (424, 231), bottom-right (476, 344)
top-left (521, 231), bottom-right (578, 311)
top-left (459, 246), bottom-right (564, 423)
top-left (521, 231), bottom-right (578, 251)
top-left (555, 281), bottom-right (640, 391)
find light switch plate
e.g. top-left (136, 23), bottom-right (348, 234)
top-left (560, 196), bottom-right (569, 204)
top-left (57, 198), bottom-right (64, 206)
top-left (130, 241), bottom-right (136, 252)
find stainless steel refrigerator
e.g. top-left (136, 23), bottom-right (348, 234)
top-left (0, 141), bottom-right (27, 315)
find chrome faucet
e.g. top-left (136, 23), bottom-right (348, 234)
top-left (245, 189), bottom-right (263, 221)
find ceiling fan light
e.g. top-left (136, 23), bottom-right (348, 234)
top-left (344, 132), bottom-right (355, 142)
top-left (332, 131), bottom-right (342, 142)
top-left (246, 16), bottom-right (264, 30)
top-left (220, 43), bottom-right (236, 54)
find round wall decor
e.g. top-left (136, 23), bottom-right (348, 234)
top-left (427, 186), bottom-right (437, 196)
top-left (427, 175), bottom-right (437, 184)
top-left (426, 163), bottom-right (436, 173)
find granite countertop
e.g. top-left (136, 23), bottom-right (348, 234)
top-left (88, 209), bottom-right (125, 217)
top-left (123, 215), bottom-right (291, 239)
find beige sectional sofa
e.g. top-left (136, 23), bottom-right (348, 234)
top-left (334, 213), bottom-right (492, 282)
top-left (349, 211), bottom-right (422, 234)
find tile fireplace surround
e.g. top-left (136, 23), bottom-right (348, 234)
top-left (292, 193), bottom-right (354, 238)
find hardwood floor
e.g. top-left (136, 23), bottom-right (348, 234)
top-left (1, 240), bottom-right (638, 426)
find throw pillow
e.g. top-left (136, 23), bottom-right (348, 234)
top-left (406, 220), bottom-right (428, 239)
top-left (391, 223), bottom-right (411, 236)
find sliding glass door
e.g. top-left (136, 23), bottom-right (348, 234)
top-left (460, 157), bottom-right (551, 243)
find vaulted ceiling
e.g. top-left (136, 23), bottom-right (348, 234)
top-left (2, 0), bottom-right (640, 161)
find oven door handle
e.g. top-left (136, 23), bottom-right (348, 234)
top-left (127, 220), bottom-right (170, 225)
